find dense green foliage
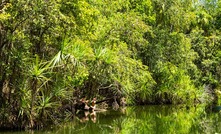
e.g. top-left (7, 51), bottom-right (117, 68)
top-left (0, 0), bottom-right (221, 129)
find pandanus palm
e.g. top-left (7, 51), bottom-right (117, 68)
top-left (27, 55), bottom-right (52, 128)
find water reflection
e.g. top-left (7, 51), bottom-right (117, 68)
top-left (55, 105), bottom-right (221, 134)
top-left (77, 110), bottom-right (97, 123)
top-left (2, 105), bottom-right (221, 134)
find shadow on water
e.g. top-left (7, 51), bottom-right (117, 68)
top-left (2, 105), bottom-right (221, 134)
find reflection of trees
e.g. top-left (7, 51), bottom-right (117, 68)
top-left (52, 105), bottom-right (221, 134)
top-left (111, 105), bottom-right (208, 134)
top-left (196, 112), bottom-right (221, 134)
top-left (54, 109), bottom-right (127, 134)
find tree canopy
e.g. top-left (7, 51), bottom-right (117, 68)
top-left (0, 0), bottom-right (221, 129)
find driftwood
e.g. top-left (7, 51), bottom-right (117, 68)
top-left (96, 97), bottom-right (126, 107)
top-left (95, 98), bottom-right (113, 104)
top-left (61, 96), bottom-right (126, 114)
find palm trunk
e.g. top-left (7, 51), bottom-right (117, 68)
top-left (30, 79), bottom-right (37, 128)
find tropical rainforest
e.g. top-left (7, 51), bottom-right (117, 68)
top-left (0, 0), bottom-right (221, 129)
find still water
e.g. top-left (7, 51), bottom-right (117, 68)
top-left (2, 105), bottom-right (221, 134)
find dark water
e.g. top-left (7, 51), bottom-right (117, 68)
top-left (2, 105), bottom-right (221, 134)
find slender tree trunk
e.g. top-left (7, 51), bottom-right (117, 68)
top-left (30, 79), bottom-right (37, 128)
